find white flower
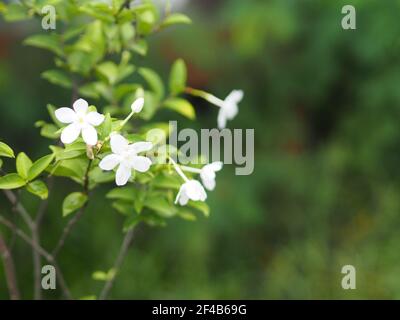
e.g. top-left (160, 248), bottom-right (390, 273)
top-left (199, 161), bottom-right (223, 191)
top-left (217, 90), bottom-right (243, 129)
top-left (99, 134), bottom-right (153, 186)
top-left (131, 97), bottom-right (144, 113)
top-left (55, 98), bottom-right (105, 146)
top-left (175, 180), bottom-right (207, 206)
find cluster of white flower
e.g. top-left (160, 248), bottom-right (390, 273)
top-left (55, 97), bottom-right (153, 187)
top-left (55, 89), bottom-right (242, 206)
top-left (168, 157), bottom-right (222, 206)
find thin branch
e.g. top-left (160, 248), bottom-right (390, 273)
top-left (52, 205), bottom-right (87, 257)
top-left (0, 231), bottom-right (20, 300)
top-left (99, 228), bottom-right (135, 300)
top-left (52, 160), bottom-right (92, 258)
top-left (32, 226), bottom-right (41, 300)
top-left (0, 215), bottom-right (72, 299)
top-left (3, 190), bottom-right (34, 229)
top-left (32, 176), bottom-right (54, 300)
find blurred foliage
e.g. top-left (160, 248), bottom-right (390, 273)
top-left (2, 0), bottom-right (400, 299)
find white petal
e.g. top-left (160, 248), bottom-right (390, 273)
top-left (201, 176), bottom-right (216, 191)
top-left (131, 156), bottom-right (152, 172)
top-left (61, 123), bottom-right (81, 144)
top-left (131, 97), bottom-right (144, 113)
top-left (99, 154), bottom-right (120, 171)
top-left (226, 90), bottom-right (244, 104)
top-left (110, 134), bottom-right (128, 155)
top-left (55, 107), bottom-right (77, 124)
top-left (208, 161), bottom-right (223, 172)
top-left (186, 180), bottom-right (207, 201)
top-left (225, 102), bottom-right (238, 120)
top-left (115, 164), bottom-right (131, 186)
top-left (82, 125), bottom-right (98, 146)
top-left (178, 193), bottom-right (189, 206)
top-left (175, 187), bottom-right (189, 206)
top-left (128, 141), bottom-right (153, 154)
top-left (217, 109), bottom-right (227, 129)
top-left (73, 98), bottom-right (89, 114)
top-left (86, 112), bottom-right (105, 126)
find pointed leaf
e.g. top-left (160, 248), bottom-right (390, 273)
top-left (16, 152), bottom-right (32, 180)
top-left (0, 142), bottom-right (15, 158)
top-left (0, 174), bottom-right (26, 190)
top-left (169, 59), bottom-right (187, 95)
top-left (28, 154), bottom-right (55, 181)
top-left (26, 180), bottom-right (48, 200)
top-left (63, 192), bottom-right (88, 217)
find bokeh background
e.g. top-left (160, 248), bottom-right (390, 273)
top-left (2, 0), bottom-right (400, 299)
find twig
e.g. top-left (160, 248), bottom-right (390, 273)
top-left (32, 176), bottom-right (54, 300)
top-left (3, 190), bottom-right (34, 229)
top-left (52, 204), bottom-right (87, 257)
top-left (32, 225), bottom-right (41, 300)
top-left (0, 231), bottom-right (20, 300)
top-left (0, 215), bottom-right (72, 299)
top-left (52, 160), bottom-right (92, 257)
top-left (99, 228), bottom-right (135, 300)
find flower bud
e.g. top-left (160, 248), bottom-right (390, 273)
top-left (131, 97), bottom-right (144, 113)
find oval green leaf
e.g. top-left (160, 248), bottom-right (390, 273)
top-left (28, 154), bottom-right (55, 181)
top-left (63, 192), bottom-right (88, 217)
top-left (0, 173), bottom-right (26, 190)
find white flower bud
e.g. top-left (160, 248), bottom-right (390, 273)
top-left (130, 97), bottom-right (144, 113)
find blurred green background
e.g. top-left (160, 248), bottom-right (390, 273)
top-left (2, 0), bottom-right (400, 299)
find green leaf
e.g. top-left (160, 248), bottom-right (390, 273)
top-left (26, 180), bottom-right (48, 200)
top-left (152, 172), bottom-right (181, 190)
top-left (112, 200), bottom-right (133, 216)
top-left (89, 167), bottom-right (115, 185)
top-left (40, 124), bottom-right (60, 139)
top-left (0, 174), bottom-right (26, 190)
top-left (16, 152), bottom-right (32, 180)
top-left (63, 192), bottom-right (88, 217)
top-left (138, 67), bottom-right (164, 99)
top-left (96, 61), bottom-right (119, 85)
top-left (92, 269), bottom-right (115, 281)
top-left (130, 39), bottom-right (148, 56)
top-left (137, 91), bottom-right (159, 120)
top-left (42, 70), bottom-right (72, 89)
top-left (79, 295), bottom-right (97, 300)
top-left (137, 7), bottom-right (158, 35)
top-left (144, 195), bottom-right (177, 218)
top-left (28, 154), bottom-right (55, 181)
top-left (68, 21), bottom-right (105, 75)
top-left (169, 59), bottom-right (187, 95)
top-left (55, 150), bottom-right (85, 161)
top-left (177, 208), bottom-right (197, 221)
top-left (79, 4), bottom-right (114, 23)
top-left (188, 201), bottom-right (210, 217)
top-left (0, 142), bottom-right (15, 158)
top-left (161, 13), bottom-right (192, 28)
top-left (47, 104), bottom-right (63, 127)
top-left (48, 158), bottom-right (87, 182)
top-left (123, 215), bottom-right (143, 232)
top-left (106, 186), bottom-right (135, 202)
top-left (24, 34), bottom-right (64, 57)
top-left (99, 113), bottom-right (112, 138)
top-left (3, 3), bottom-right (30, 22)
top-left (163, 98), bottom-right (195, 120)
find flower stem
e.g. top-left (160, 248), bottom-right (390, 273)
top-left (117, 110), bottom-right (135, 131)
top-left (180, 165), bottom-right (202, 174)
top-left (168, 156), bottom-right (189, 182)
top-left (185, 87), bottom-right (224, 108)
